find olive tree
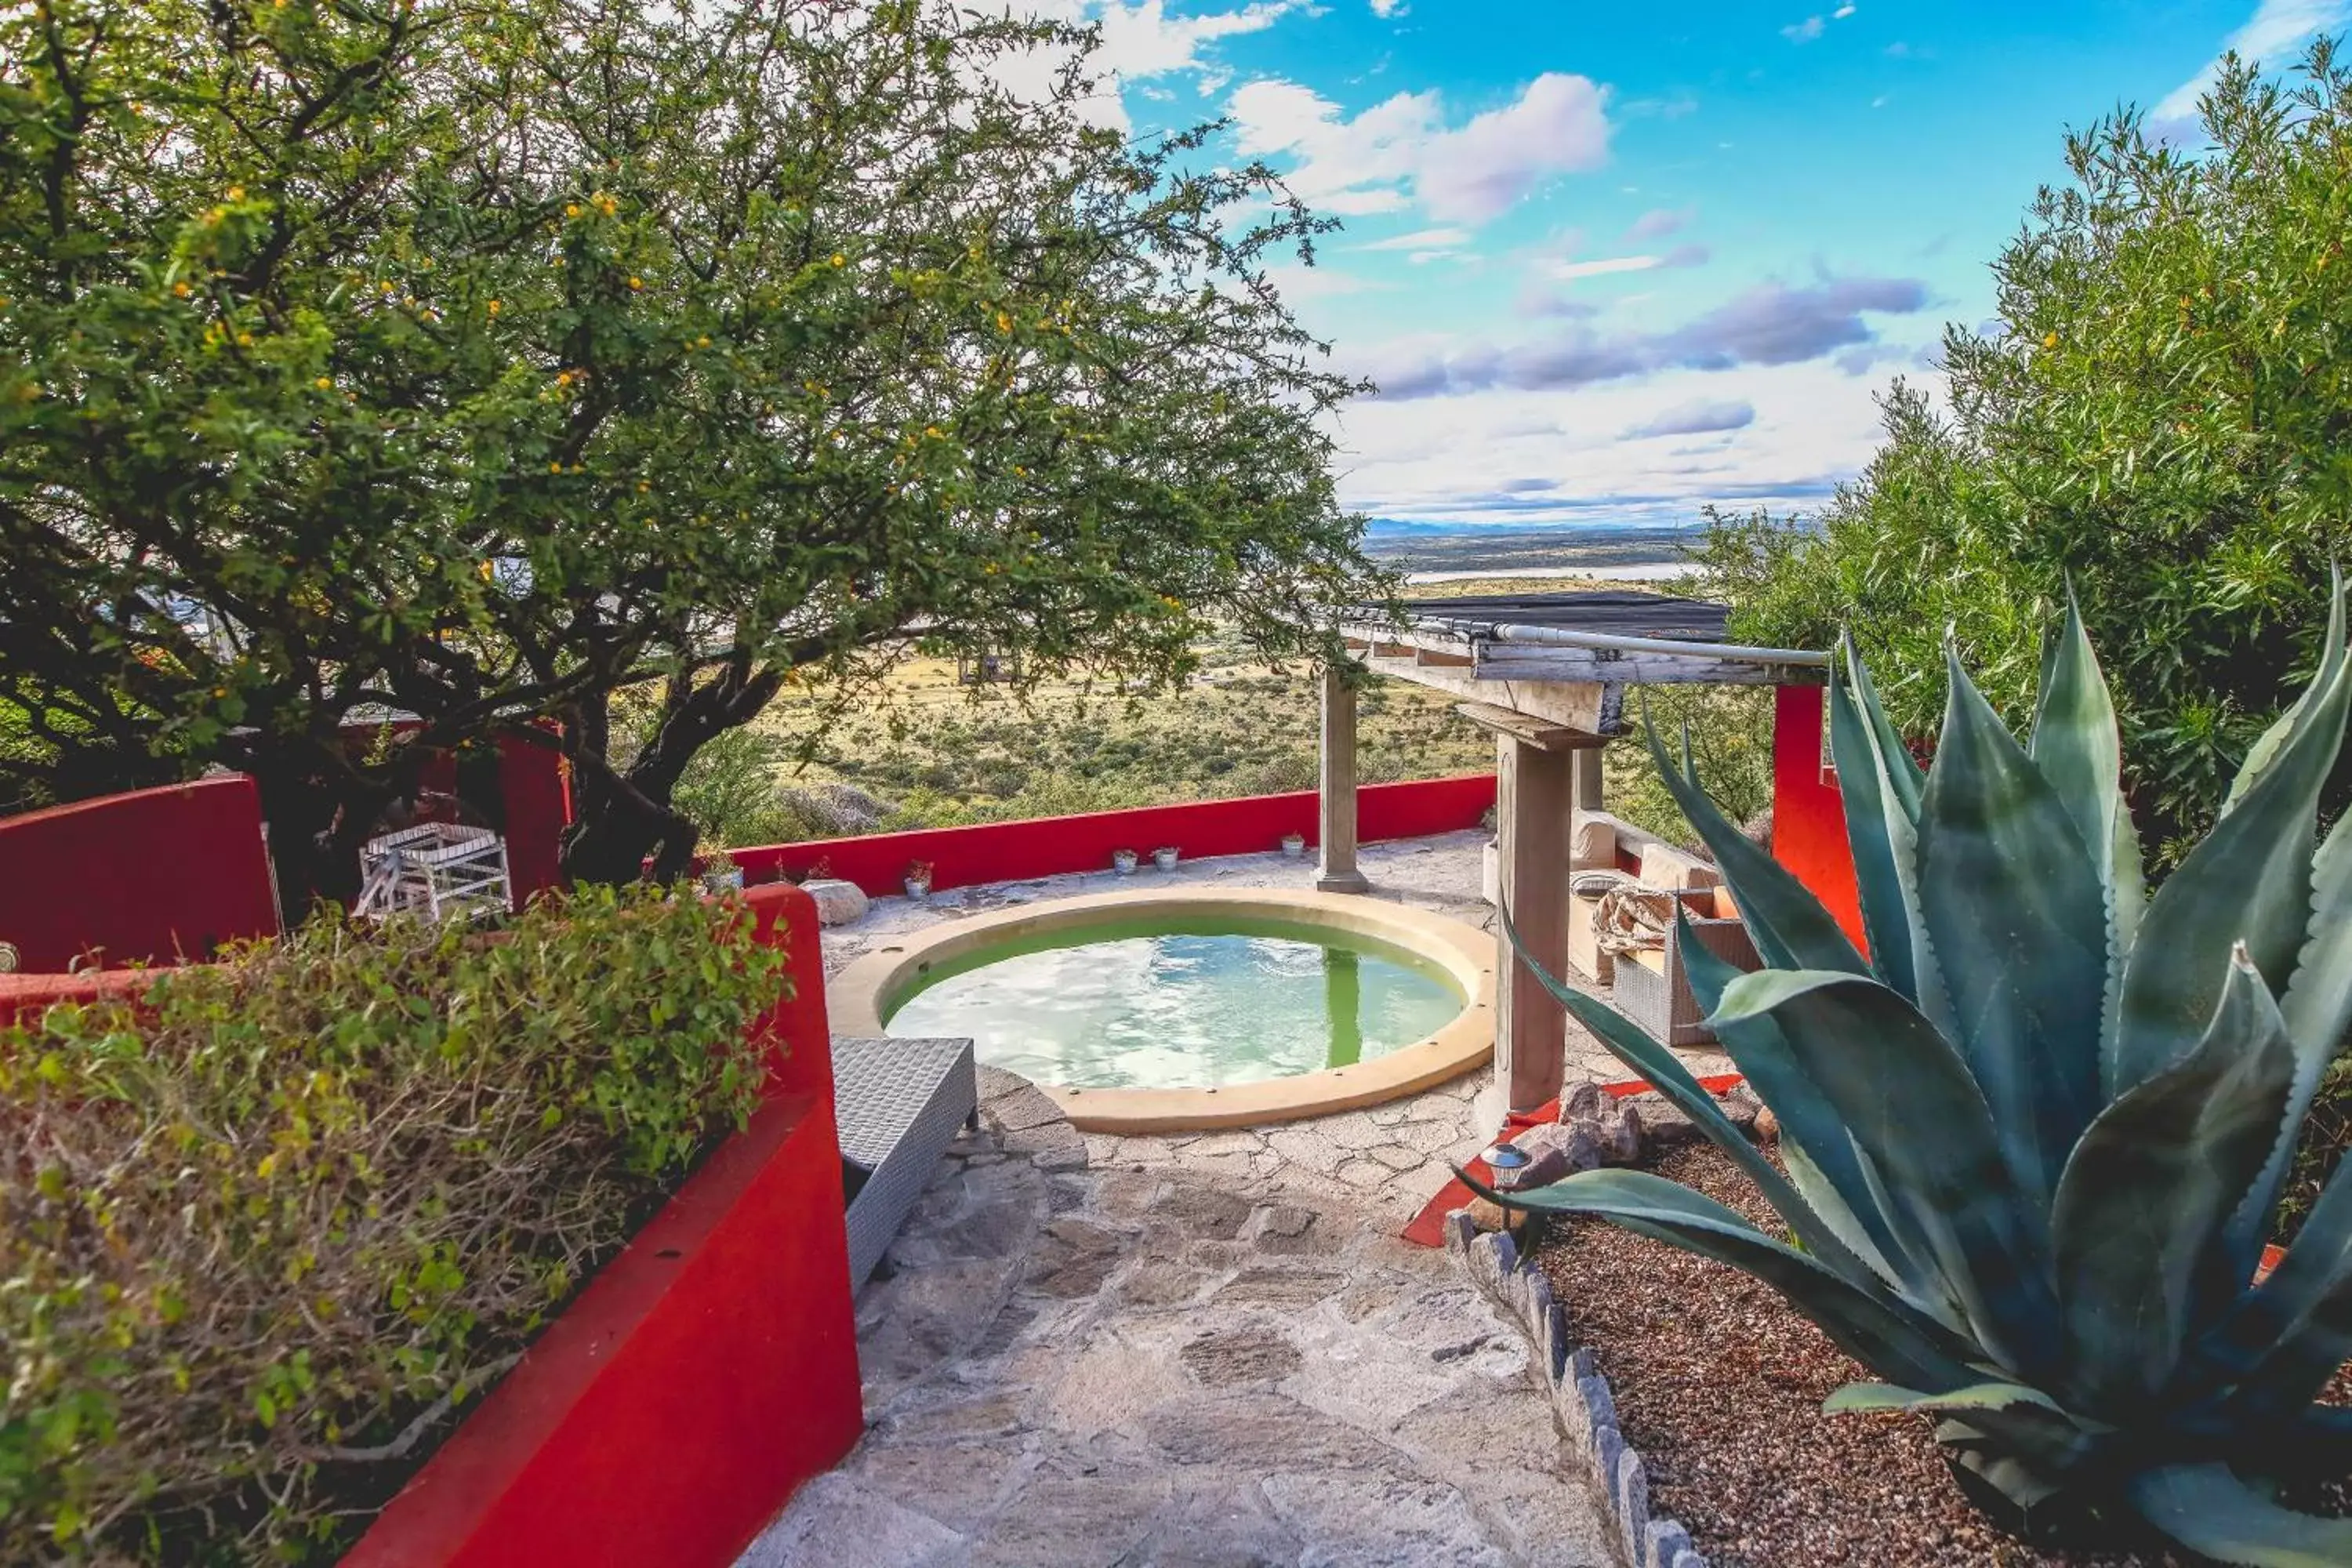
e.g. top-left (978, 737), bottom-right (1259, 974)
top-left (1697, 41), bottom-right (2352, 854)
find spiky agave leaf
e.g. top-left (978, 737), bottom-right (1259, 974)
top-left (1479, 574), bottom-right (2352, 1566)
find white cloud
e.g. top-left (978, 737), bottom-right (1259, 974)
top-left (1625, 205), bottom-right (1694, 241)
top-left (1782, 16), bottom-right (1825, 42)
top-left (1229, 71), bottom-right (1612, 225)
top-left (1370, 0), bottom-right (1406, 14)
top-left (992, 0), bottom-right (1301, 130)
top-left (2154, 1), bottom-right (2352, 125)
top-left (1329, 359), bottom-right (1913, 526)
top-left (1357, 226), bottom-right (1474, 251)
top-left (1833, 2), bottom-right (1857, 16)
top-left (1555, 255), bottom-right (1666, 280)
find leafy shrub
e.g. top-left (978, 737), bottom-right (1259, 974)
top-left (1, 886), bottom-right (786, 1562)
top-left (1697, 43), bottom-right (2352, 856)
top-left (1602, 686), bottom-right (1775, 851)
top-left (1490, 595), bottom-right (2352, 1563)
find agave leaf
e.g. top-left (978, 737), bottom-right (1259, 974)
top-left (2050, 948), bottom-right (2296, 1410)
top-left (2203, 1121), bottom-right (2352, 1424)
top-left (2244, 809), bottom-right (2352, 1271)
top-left (2113, 589), bottom-right (2351, 1098)
top-left (1497, 898), bottom-right (1881, 1287)
top-left (1916, 644), bottom-right (2109, 1203)
top-left (2222, 565), bottom-right (2346, 818)
top-left (1846, 637), bottom-right (1926, 815)
top-left (1642, 719), bottom-right (1868, 976)
top-left (2129, 1462), bottom-right (2352, 1568)
top-left (1679, 914), bottom-right (1945, 1315)
top-left (1830, 644), bottom-right (1933, 1008)
top-left (1710, 968), bottom-right (2063, 1383)
top-left (1940, 1432), bottom-right (2067, 1512)
top-left (2027, 585), bottom-right (2145, 1077)
top-left (1468, 1167), bottom-right (1980, 1393)
top-left (1825, 1380), bottom-right (2096, 1473)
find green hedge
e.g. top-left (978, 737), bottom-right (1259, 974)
top-left (0, 886), bottom-right (787, 1563)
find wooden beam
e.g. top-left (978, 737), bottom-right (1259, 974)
top-left (1451, 701), bottom-right (1610, 753)
top-left (1359, 648), bottom-right (1619, 733)
top-left (1414, 645), bottom-right (1475, 668)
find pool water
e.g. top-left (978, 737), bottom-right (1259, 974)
top-left (883, 916), bottom-right (1465, 1091)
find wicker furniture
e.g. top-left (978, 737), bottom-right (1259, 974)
top-left (831, 1034), bottom-right (977, 1288)
top-left (1608, 886), bottom-right (1761, 1048)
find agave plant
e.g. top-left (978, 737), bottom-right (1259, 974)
top-left (1481, 585), bottom-right (2352, 1565)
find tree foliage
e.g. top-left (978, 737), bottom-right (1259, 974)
top-left (1697, 42), bottom-right (2352, 854)
top-left (0, 0), bottom-right (1376, 902)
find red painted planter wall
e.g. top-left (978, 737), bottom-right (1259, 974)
top-left (1771, 684), bottom-right (1864, 948)
top-left (348, 883), bottom-right (862, 1568)
top-left (0, 776), bottom-right (280, 971)
top-left (725, 771), bottom-right (1499, 896)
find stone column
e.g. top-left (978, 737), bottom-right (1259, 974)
top-left (1572, 745), bottom-right (1606, 814)
top-left (1492, 731), bottom-right (1573, 1117)
top-left (1316, 662), bottom-right (1370, 894)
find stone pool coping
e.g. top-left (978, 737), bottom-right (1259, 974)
top-left (826, 886), bottom-right (1497, 1134)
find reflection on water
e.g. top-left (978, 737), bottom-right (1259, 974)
top-left (886, 928), bottom-right (1461, 1091)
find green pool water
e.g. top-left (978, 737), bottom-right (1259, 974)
top-left (883, 916), bottom-right (1466, 1091)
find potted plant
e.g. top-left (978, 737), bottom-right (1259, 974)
top-left (1279, 832), bottom-right (1306, 859)
top-left (902, 860), bottom-right (934, 900)
top-left (1152, 845), bottom-right (1180, 871)
top-left (1111, 848), bottom-right (1139, 876)
top-left (702, 854), bottom-right (746, 894)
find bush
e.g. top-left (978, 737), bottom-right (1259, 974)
top-left (1602, 686), bottom-right (1776, 852)
top-left (1697, 42), bottom-right (2352, 858)
top-left (0, 887), bottom-right (786, 1562)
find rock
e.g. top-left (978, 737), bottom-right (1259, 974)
top-left (1591, 1102), bottom-right (1644, 1167)
top-left (1508, 1121), bottom-right (1602, 1187)
top-left (1624, 1094), bottom-right (1700, 1149)
top-left (1719, 1085), bottom-right (1764, 1138)
top-left (1464, 1197), bottom-right (1522, 1235)
top-left (1558, 1080), bottom-right (1607, 1125)
top-left (1755, 1103), bottom-right (1780, 1143)
top-left (800, 877), bottom-right (871, 926)
top-left (1178, 1327), bottom-right (1304, 1386)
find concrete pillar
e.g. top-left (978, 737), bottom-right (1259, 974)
top-left (1316, 662), bottom-right (1370, 894)
top-left (1492, 731), bottom-right (1573, 1117)
top-left (1572, 746), bottom-right (1606, 814)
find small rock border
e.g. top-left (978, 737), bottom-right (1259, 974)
top-left (1446, 1212), bottom-right (1708, 1568)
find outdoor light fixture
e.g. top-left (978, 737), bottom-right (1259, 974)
top-left (1484, 1142), bottom-right (1532, 1192)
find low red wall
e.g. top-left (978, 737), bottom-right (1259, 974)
top-left (727, 772), bottom-right (1499, 895)
top-left (0, 776), bottom-right (279, 971)
top-left (346, 883), bottom-right (862, 1568)
top-left (1771, 684), bottom-right (1864, 947)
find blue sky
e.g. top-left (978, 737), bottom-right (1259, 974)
top-left (1027, 0), bottom-right (2350, 529)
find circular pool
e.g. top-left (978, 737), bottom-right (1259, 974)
top-left (827, 889), bottom-right (1496, 1132)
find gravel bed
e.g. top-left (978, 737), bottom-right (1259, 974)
top-left (1533, 1141), bottom-right (2350, 1568)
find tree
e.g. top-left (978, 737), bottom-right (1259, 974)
top-left (0, 0), bottom-right (1376, 905)
top-left (1696, 41), bottom-right (2352, 855)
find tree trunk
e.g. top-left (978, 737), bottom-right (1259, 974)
top-left (557, 660), bottom-right (783, 885)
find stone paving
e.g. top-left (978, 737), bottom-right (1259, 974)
top-left (746, 830), bottom-right (1730, 1566)
top-left (743, 1069), bottom-right (1619, 1568)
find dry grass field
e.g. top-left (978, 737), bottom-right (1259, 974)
top-left (648, 573), bottom-right (1773, 852)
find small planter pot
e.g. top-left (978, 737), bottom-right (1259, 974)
top-left (1112, 848), bottom-right (1139, 876)
top-left (1279, 833), bottom-right (1306, 860)
top-left (1152, 847), bottom-right (1180, 872)
top-left (903, 877), bottom-right (931, 902)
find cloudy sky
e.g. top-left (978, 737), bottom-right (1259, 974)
top-left (1040, 0), bottom-right (2349, 530)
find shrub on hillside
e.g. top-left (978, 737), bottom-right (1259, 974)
top-left (0, 887), bottom-right (786, 1562)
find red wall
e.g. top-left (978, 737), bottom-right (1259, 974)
top-left (348, 884), bottom-right (862, 1568)
top-left (1771, 684), bottom-right (1864, 947)
top-left (726, 771), bottom-right (1499, 896)
top-left (0, 776), bottom-right (280, 971)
